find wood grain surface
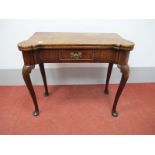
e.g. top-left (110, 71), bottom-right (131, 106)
top-left (18, 32), bottom-right (134, 51)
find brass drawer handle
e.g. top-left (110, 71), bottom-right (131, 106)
top-left (70, 52), bottom-right (82, 59)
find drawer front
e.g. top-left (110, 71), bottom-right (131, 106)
top-left (30, 49), bottom-right (128, 65)
top-left (59, 49), bottom-right (94, 61)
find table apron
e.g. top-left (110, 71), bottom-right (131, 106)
top-left (22, 49), bottom-right (130, 65)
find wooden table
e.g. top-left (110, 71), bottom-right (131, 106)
top-left (18, 32), bottom-right (134, 117)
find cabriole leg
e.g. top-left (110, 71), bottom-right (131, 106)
top-left (22, 65), bottom-right (40, 116)
top-left (112, 64), bottom-right (129, 117)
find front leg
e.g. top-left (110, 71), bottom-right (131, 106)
top-left (112, 64), bottom-right (129, 117)
top-left (22, 65), bottom-right (40, 116)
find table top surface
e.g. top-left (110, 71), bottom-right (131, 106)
top-left (18, 32), bottom-right (134, 51)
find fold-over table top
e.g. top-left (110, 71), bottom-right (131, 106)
top-left (18, 32), bottom-right (134, 51)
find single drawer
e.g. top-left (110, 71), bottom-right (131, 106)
top-left (59, 49), bottom-right (94, 61)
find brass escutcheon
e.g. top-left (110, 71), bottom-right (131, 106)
top-left (70, 52), bottom-right (82, 59)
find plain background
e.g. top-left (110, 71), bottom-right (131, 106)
top-left (0, 0), bottom-right (155, 155)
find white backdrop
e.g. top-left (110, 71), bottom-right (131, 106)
top-left (0, 19), bottom-right (155, 69)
